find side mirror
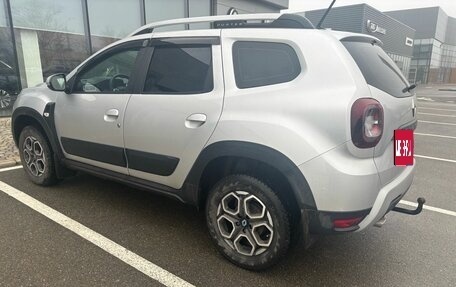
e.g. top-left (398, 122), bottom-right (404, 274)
top-left (46, 73), bottom-right (67, 92)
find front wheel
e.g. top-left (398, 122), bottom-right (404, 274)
top-left (18, 126), bottom-right (57, 186)
top-left (206, 174), bottom-right (290, 270)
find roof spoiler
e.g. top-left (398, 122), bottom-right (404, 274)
top-left (340, 35), bottom-right (383, 46)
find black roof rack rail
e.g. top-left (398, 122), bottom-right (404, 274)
top-left (128, 13), bottom-right (314, 37)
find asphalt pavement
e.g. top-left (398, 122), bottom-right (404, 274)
top-left (0, 86), bottom-right (455, 286)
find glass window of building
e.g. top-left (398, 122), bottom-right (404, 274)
top-left (0, 2), bottom-right (6, 27)
top-left (0, 0), bottom-right (20, 115)
top-left (189, 0), bottom-right (211, 29)
top-left (145, 0), bottom-right (186, 31)
top-left (10, 0), bottom-right (89, 88)
top-left (88, 0), bottom-right (142, 52)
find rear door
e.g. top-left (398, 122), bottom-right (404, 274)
top-left (123, 37), bottom-right (224, 189)
top-left (342, 40), bottom-right (417, 184)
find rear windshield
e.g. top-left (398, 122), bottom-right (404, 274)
top-left (342, 41), bottom-right (412, 98)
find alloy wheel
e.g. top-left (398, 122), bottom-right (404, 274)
top-left (216, 191), bottom-right (274, 256)
top-left (23, 136), bottom-right (46, 177)
top-left (0, 90), bottom-right (11, 109)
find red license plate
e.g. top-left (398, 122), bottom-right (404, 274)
top-left (394, 130), bottom-right (414, 166)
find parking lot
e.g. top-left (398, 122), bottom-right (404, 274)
top-left (0, 87), bottom-right (455, 287)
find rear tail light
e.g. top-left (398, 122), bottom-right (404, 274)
top-left (351, 98), bottom-right (384, 148)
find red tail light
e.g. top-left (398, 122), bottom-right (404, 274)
top-left (351, 98), bottom-right (384, 148)
top-left (333, 217), bottom-right (363, 229)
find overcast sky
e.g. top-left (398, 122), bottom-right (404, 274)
top-left (287, 0), bottom-right (456, 17)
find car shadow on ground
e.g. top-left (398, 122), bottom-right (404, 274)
top-left (0, 170), bottom-right (445, 287)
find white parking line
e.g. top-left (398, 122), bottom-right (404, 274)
top-left (419, 107), bottom-right (456, 112)
top-left (399, 200), bottom-right (456, 217)
top-left (417, 97), bottom-right (435, 102)
top-left (415, 154), bottom-right (456, 164)
top-left (418, 120), bottom-right (456, 126)
top-left (415, 133), bottom-right (456, 140)
top-left (0, 165), bottom-right (23, 173)
top-left (419, 112), bottom-right (456, 118)
top-left (0, 181), bottom-right (194, 287)
top-left (418, 101), bottom-right (456, 107)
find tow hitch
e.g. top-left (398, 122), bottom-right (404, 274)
top-left (392, 197), bottom-right (426, 215)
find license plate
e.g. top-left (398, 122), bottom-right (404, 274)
top-left (394, 129), bottom-right (414, 166)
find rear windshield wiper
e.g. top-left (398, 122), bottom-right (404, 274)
top-left (402, 84), bottom-right (416, 93)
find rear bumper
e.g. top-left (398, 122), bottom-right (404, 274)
top-left (298, 142), bottom-right (415, 233)
top-left (357, 160), bottom-right (415, 230)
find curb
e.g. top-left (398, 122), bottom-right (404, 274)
top-left (0, 158), bottom-right (21, 169)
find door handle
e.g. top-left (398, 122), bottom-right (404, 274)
top-left (104, 108), bottom-right (119, 122)
top-left (185, 113), bottom-right (207, 128)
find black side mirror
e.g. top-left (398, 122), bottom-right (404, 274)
top-left (46, 73), bottom-right (67, 92)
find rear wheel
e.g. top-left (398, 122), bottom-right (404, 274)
top-left (206, 174), bottom-right (290, 270)
top-left (18, 126), bottom-right (57, 186)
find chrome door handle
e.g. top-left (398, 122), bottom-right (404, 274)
top-left (185, 113), bottom-right (207, 128)
top-left (104, 108), bottom-right (119, 122)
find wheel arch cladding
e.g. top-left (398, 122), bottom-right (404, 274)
top-left (184, 141), bottom-right (317, 211)
top-left (12, 107), bottom-right (53, 148)
top-left (12, 105), bottom-right (69, 179)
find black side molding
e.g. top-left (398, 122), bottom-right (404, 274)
top-left (61, 137), bottom-right (127, 167)
top-left (60, 137), bottom-right (179, 176)
top-left (126, 149), bottom-right (179, 176)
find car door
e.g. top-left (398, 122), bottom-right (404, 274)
top-left (123, 37), bottom-right (224, 189)
top-left (55, 40), bottom-right (144, 174)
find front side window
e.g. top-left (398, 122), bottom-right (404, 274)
top-left (232, 41), bottom-right (301, 89)
top-left (143, 44), bottom-right (213, 94)
top-left (73, 47), bottom-right (140, 93)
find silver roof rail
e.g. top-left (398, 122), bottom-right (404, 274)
top-left (128, 13), bottom-right (281, 37)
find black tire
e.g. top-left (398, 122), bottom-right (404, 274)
top-left (18, 125), bottom-right (57, 186)
top-left (206, 174), bottom-right (290, 270)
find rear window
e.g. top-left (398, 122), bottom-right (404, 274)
top-left (342, 41), bottom-right (412, 98)
top-left (232, 41), bottom-right (301, 89)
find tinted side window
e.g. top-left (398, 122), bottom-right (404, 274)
top-left (74, 48), bottom-right (140, 93)
top-left (342, 41), bottom-right (411, 98)
top-left (232, 41), bottom-right (301, 89)
top-left (143, 44), bottom-right (213, 94)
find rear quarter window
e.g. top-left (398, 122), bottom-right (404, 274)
top-left (342, 41), bottom-right (412, 98)
top-left (232, 41), bottom-right (301, 89)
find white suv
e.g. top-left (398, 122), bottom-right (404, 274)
top-left (12, 14), bottom-right (421, 270)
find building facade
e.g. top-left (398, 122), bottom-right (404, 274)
top-left (386, 7), bottom-right (456, 84)
top-left (0, 0), bottom-right (288, 116)
top-left (303, 4), bottom-right (416, 79)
